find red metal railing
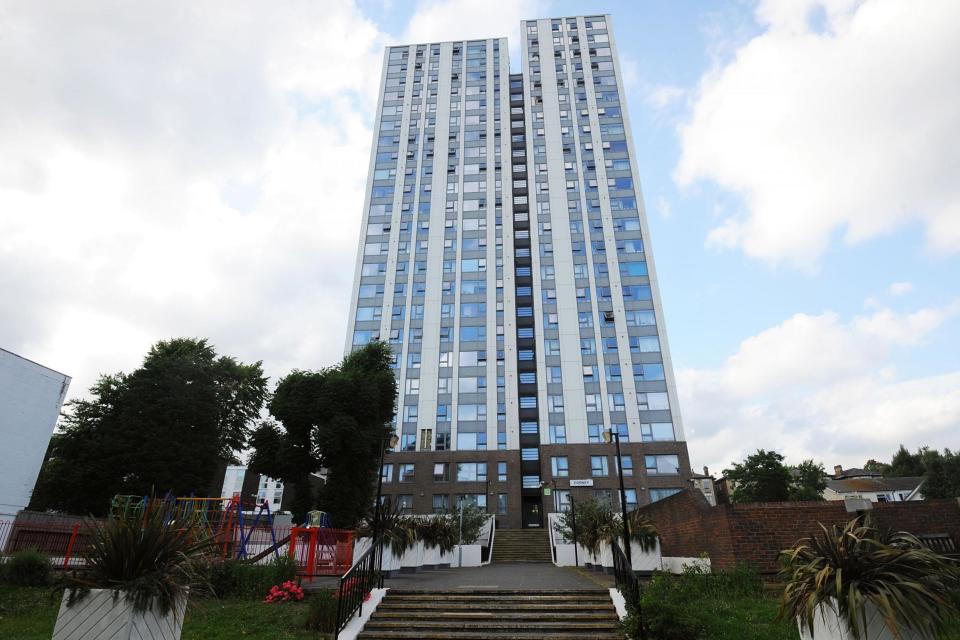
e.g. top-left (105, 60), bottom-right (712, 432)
top-left (288, 527), bottom-right (354, 579)
top-left (1, 516), bottom-right (92, 568)
top-left (1, 513), bottom-right (355, 576)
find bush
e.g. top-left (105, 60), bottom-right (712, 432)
top-left (3, 549), bottom-right (52, 586)
top-left (622, 565), bottom-right (764, 640)
top-left (67, 505), bottom-right (215, 614)
top-left (305, 589), bottom-right (338, 635)
top-left (205, 555), bottom-right (298, 600)
top-left (779, 516), bottom-right (960, 640)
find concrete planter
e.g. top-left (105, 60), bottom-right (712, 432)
top-left (53, 588), bottom-right (187, 640)
top-left (450, 544), bottom-right (481, 567)
top-left (800, 601), bottom-right (929, 640)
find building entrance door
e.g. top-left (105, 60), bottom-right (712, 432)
top-left (521, 497), bottom-right (543, 528)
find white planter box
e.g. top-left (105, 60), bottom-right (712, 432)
top-left (800, 601), bottom-right (929, 640)
top-left (400, 542), bottom-right (423, 569)
top-left (450, 544), bottom-right (481, 567)
top-left (422, 545), bottom-right (444, 566)
top-left (53, 588), bottom-right (187, 640)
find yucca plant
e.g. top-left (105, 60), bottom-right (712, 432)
top-left (626, 510), bottom-right (658, 553)
top-left (358, 501), bottom-right (420, 557)
top-left (778, 516), bottom-right (960, 639)
top-left (416, 516), bottom-right (458, 554)
top-left (553, 497), bottom-right (659, 557)
top-left (67, 503), bottom-right (215, 615)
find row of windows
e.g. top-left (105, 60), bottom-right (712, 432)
top-left (380, 460), bottom-right (508, 483)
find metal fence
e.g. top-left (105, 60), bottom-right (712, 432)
top-left (1, 512), bottom-right (356, 578)
top-left (1, 514), bottom-right (92, 568)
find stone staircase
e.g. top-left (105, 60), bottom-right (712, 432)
top-left (357, 589), bottom-right (622, 639)
top-left (491, 528), bottom-right (553, 563)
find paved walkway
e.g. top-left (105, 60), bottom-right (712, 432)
top-left (382, 562), bottom-right (615, 591)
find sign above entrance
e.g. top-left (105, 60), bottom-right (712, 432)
top-left (569, 479), bottom-right (594, 487)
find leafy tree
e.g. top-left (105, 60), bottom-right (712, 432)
top-left (789, 459), bottom-right (827, 501)
top-left (723, 449), bottom-right (793, 503)
top-left (888, 444), bottom-right (927, 477)
top-left (30, 339), bottom-right (267, 516)
top-left (863, 459), bottom-right (890, 475)
top-left (248, 341), bottom-right (397, 527)
top-left (921, 450), bottom-right (960, 499)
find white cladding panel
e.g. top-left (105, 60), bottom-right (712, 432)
top-left (0, 349), bottom-right (70, 517)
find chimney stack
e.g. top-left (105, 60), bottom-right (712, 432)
top-left (834, 465), bottom-right (843, 478)
top-left (703, 466), bottom-right (710, 476)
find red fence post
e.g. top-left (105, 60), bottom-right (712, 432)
top-left (288, 526), bottom-right (299, 562)
top-left (62, 523), bottom-right (80, 569)
top-left (306, 528), bottom-right (318, 582)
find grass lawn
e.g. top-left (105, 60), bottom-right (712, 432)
top-left (0, 585), bottom-right (320, 639)
top-left (690, 594), bottom-right (800, 640)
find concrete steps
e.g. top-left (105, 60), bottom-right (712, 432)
top-left (491, 528), bottom-right (553, 563)
top-left (357, 589), bottom-right (621, 640)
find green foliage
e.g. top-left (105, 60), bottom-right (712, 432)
top-left (66, 505), bottom-right (215, 615)
top-left (778, 516), bottom-right (960, 640)
top-left (204, 557), bottom-right (298, 600)
top-left (552, 496), bottom-right (658, 556)
top-left (249, 341), bottom-right (397, 527)
top-left (724, 449), bottom-right (793, 503)
top-left (30, 338), bottom-right (268, 516)
top-left (623, 565), bottom-right (766, 640)
top-left (2, 550), bottom-right (51, 587)
top-left (304, 589), bottom-right (338, 635)
top-left (924, 450), bottom-right (960, 498)
top-left (451, 502), bottom-right (488, 545)
top-left (415, 516), bottom-right (458, 554)
top-left (788, 459), bottom-right (827, 501)
top-left (889, 444), bottom-right (929, 477)
top-left (724, 450), bottom-right (827, 503)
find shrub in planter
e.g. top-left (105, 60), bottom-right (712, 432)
top-left (778, 516), bottom-right (960, 640)
top-left (55, 504), bottom-right (215, 640)
top-left (4, 548), bottom-right (51, 586)
top-left (305, 589), bottom-right (338, 635)
top-left (553, 497), bottom-right (659, 561)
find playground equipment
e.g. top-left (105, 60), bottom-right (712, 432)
top-left (109, 493), bottom-right (281, 561)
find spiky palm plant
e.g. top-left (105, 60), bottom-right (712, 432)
top-left (778, 516), bottom-right (960, 640)
top-left (68, 503), bottom-right (215, 615)
top-left (416, 516), bottom-right (458, 555)
top-left (626, 510), bottom-right (658, 553)
top-left (358, 501), bottom-right (420, 557)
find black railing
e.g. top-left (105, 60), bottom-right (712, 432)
top-left (334, 538), bottom-right (383, 639)
top-left (612, 538), bottom-right (647, 640)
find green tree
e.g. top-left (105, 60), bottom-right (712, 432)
top-left (921, 450), bottom-right (960, 499)
top-left (30, 339), bottom-right (267, 516)
top-left (789, 459), bottom-right (827, 501)
top-left (723, 449), bottom-right (792, 503)
top-left (248, 341), bottom-right (397, 527)
top-left (863, 459), bottom-right (890, 475)
top-left (888, 444), bottom-right (927, 477)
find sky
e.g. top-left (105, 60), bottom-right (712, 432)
top-left (1, 0), bottom-right (958, 475)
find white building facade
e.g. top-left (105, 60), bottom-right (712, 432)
top-left (0, 349), bottom-right (70, 545)
top-left (345, 15), bottom-right (692, 528)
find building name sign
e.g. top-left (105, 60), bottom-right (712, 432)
top-left (569, 479), bottom-right (594, 487)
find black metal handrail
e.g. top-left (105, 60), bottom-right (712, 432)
top-left (612, 538), bottom-right (647, 640)
top-left (334, 537), bottom-right (383, 639)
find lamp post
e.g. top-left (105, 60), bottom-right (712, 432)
top-left (373, 433), bottom-right (400, 540)
top-left (602, 427), bottom-right (632, 566)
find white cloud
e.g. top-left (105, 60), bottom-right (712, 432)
top-left (888, 281), bottom-right (913, 296)
top-left (646, 84), bottom-right (686, 111)
top-left (680, 301), bottom-right (960, 474)
top-left (675, 0), bottom-right (960, 269)
top-left (0, 1), bottom-right (388, 397)
top-left (654, 195), bottom-right (673, 219)
top-left (402, 0), bottom-right (547, 60)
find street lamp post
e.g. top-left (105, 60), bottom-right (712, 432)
top-left (603, 427), bottom-right (632, 566)
top-left (374, 434), bottom-right (400, 540)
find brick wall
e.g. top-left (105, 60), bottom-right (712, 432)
top-left (637, 490), bottom-right (960, 574)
